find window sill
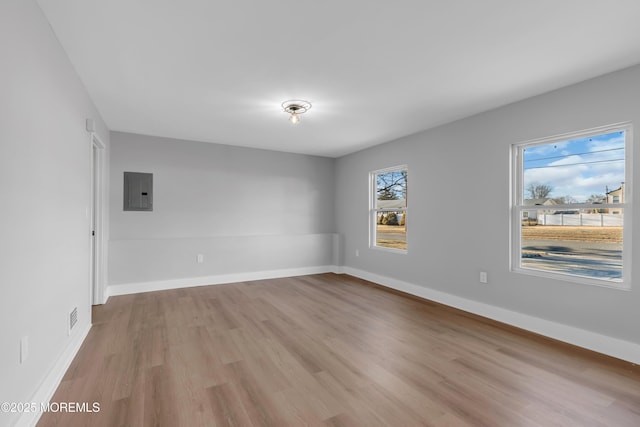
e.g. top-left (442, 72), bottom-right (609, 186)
top-left (371, 245), bottom-right (408, 255)
top-left (512, 266), bottom-right (630, 291)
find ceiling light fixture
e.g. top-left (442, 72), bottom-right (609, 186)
top-left (282, 100), bottom-right (311, 125)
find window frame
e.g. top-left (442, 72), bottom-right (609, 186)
top-left (510, 122), bottom-right (633, 289)
top-left (370, 165), bottom-right (408, 254)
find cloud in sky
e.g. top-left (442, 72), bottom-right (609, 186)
top-left (523, 131), bottom-right (625, 202)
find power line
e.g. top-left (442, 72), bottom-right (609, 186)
top-left (525, 158), bottom-right (624, 170)
top-left (524, 146), bottom-right (624, 164)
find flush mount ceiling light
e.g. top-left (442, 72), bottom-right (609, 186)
top-left (282, 100), bottom-right (311, 125)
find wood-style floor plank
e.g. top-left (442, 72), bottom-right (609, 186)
top-left (37, 273), bottom-right (640, 426)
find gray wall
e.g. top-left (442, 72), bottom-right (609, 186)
top-left (108, 132), bottom-right (335, 286)
top-left (0, 1), bottom-right (110, 424)
top-left (336, 64), bottom-right (640, 345)
top-left (3, 4), bottom-right (638, 420)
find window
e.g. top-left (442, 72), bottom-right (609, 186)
top-left (370, 166), bottom-right (407, 251)
top-left (511, 123), bottom-right (632, 287)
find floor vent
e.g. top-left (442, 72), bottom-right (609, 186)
top-left (69, 307), bottom-right (78, 335)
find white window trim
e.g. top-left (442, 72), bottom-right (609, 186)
top-left (510, 122), bottom-right (633, 290)
top-left (370, 165), bottom-right (408, 254)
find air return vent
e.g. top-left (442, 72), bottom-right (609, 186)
top-left (69, 307), bottom-right (78, 335)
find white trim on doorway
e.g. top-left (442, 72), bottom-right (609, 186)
top-left (90, 133), bottom-right (107, 305)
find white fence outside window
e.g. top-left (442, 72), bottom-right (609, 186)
top-left (536, 213), bottom-right (623, 226)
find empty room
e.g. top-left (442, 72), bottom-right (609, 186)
top-left (3, 1), bottom-right (640, 426)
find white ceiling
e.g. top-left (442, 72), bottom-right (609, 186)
top-left (38, 0), bottom-right (640, 157)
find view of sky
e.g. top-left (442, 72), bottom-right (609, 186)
top-left (523, 130), bottom-right (625, 203)
top-left (376, 170), bottom-right (407, 201)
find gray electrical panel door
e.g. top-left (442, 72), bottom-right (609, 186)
top-left (124, 172), bottom-right (153, 211)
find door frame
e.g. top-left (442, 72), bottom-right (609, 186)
top-left (90, 133), bottom-right (106, 305)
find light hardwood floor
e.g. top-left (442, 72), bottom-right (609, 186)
top-left (38, 274), bottom-right (640, 426)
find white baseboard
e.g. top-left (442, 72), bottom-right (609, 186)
top-left (341, 267), bottom-right (640, 365)
top-left (16, 323), bottom-right (92, 427)
top-left (106, 265), bottom-right (341, 299)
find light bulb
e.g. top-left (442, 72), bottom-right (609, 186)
top-left (289, 112), bottom-right (300, 124)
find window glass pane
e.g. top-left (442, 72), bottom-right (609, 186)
top-left (523, 131), bottom-right (625, 204)
top-left (372, 167), bottom-right (407, 251)
top-left (376, 170), bottom-right (407, 209)
top-left (376, 211), bottom-right (406, 250)
top-left (521, 208), bottom-right (623, 281)
top-left (515, 126), bottom-right (630, 284)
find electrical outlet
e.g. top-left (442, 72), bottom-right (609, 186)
top-left (197, 254), bottom-right (204, 263)
top-left (479, 271), bottom-right (488, 283)
top-left (355, 249), bottom-right (359, 257)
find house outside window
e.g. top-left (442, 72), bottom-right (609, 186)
top-left (370, 166), bottom-right (407, 252)
top-left (606, 184), bottom-right (624, 213)
top-left (511, 123), bottom-right (632, 288)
